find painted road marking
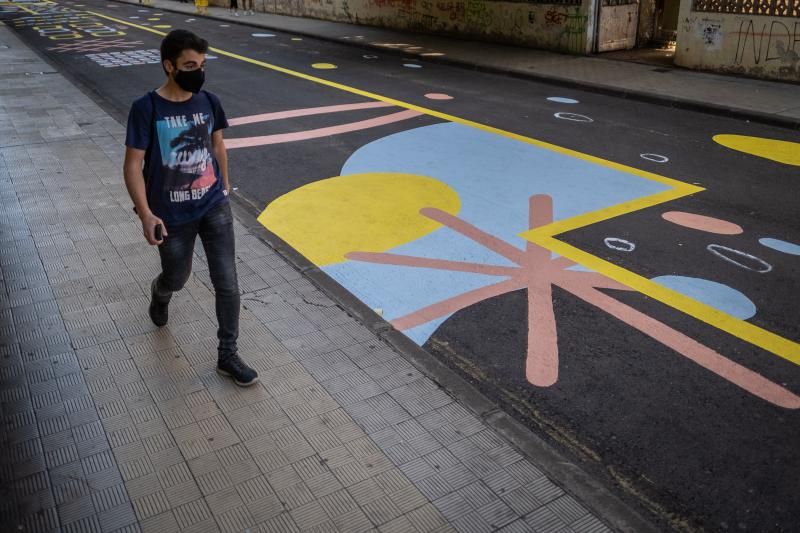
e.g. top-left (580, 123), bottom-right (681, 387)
top-left (22, 1), bottom-right (796, 366)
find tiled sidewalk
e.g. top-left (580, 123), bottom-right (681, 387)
top-left (0, 25), bottom-right (613, 533)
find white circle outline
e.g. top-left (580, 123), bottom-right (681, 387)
top-left (604, 238), bottom-right (636, 252)
top-left (640, 153), bottom-right (669, 163)
top-left (706, 244), bottom-right (772, 273)
top-left (554, 112), bottom-right (593, 123)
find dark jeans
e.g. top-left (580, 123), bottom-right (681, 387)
top-left (153, 200), bottom-right (239, 361)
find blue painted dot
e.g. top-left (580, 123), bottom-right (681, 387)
top-left (759, 237), bottom-right (800, 256)
top-left (403, 63), bottom-right (422, 69)
top-left (651, 275), bottom-right (756, 319)
top-left (547, 97), bottom-right (579, 104)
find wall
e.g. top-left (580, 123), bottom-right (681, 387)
top-left (674, 0), bottom-right (800, 81)
top-left (213, 0), bottom-right (594, 54)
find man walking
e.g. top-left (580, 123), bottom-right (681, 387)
top-left (123, 29), bottom-right (258, 387)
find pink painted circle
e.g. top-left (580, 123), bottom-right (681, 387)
top-left (662, 211), bottom-right (744, 235)
top-left (425, 93), bottom-right (454, 100)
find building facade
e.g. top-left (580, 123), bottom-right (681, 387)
top-left (215, 0), bottom-right (799, 81)
top-left (674, 0), bottom-right (800, 81)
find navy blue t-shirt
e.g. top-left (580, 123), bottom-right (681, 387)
top-left (125, 90), bottom-right (229, 226)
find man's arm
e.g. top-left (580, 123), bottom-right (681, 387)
top-left (123, 146), bottom-right (166, 245)
top-left (212, 129), bottom-right (230, 195)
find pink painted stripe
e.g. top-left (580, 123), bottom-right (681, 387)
top-left (227, 101), bottom-right (394, 126)
top-left (555, 271), bottom-right (632, 291)
top-left (565, 283), bottom-right (800, 409)
top-left (420, 208), bottom-right (527, 265)
top-left (224, 110), bottom-right (421, 149)
top-left (662, 211), bottom-right (744, 235)
top-left (392, 278), bottom-right (524, 331)
top-left (525, 195), bottom-right (554, 267)
top-left (346, 251), bottom-right (518, 277)
top-left (526, 279), bottom-right (559, 387)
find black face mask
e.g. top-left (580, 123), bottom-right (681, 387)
top-left (174, 67), bottom-right (205, 93)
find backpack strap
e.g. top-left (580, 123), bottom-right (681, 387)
top-left (142, 90), bottom-right (157, 185)
top-left (133, 91), bottom-right (157, 216)
top-left (201, 90), bottom-right (217, 130)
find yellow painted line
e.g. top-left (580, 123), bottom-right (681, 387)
top-left (527, 234), bottom-right (800, 366)
top-left (521, 187), bottom-right (702, 240)
top-left (68, 6), bottom-right (799, 364)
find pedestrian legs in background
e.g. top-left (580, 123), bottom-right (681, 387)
top-left (229, 0), bottom-right (239, 16)
top-left (242, 0), bottom-right (254, 15)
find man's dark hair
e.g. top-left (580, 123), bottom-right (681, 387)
top-left (160, 29), bottom-right (208, 74)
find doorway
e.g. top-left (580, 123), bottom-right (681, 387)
top-left (655, 0), bottom-right (680, 43)
top-left (596, 0), bottom-right (640, 52)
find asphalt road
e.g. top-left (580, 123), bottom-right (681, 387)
top-left (3, 1), bottom-right (799, 531)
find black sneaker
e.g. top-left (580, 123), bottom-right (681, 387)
top-left (149, 279), bottom-right (169, 327)
top-left (217, 353), bottom-right (259, 387)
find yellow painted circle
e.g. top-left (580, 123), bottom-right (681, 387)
top-left (311, 63), bottom-right (337, 70)
top-left (259, 173), bottom-right (461, 266)
top-left (147, 17), bottom-right (160, 21)
top-left (291, 38), bottom-right (303, 41)
top-left (713, 134), bottom-right (800, 166)
top-left (153, 24), bottom-right (172, 28)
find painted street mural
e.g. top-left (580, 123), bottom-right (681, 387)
top-left (3, 1), bottom-right (799, 530)
top-left (254, 118), bottom-right (799, 409)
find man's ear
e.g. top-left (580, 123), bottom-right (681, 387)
top-left (163, 59), bottom-right (174, 75)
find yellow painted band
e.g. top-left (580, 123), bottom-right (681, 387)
top-left (78, 6), bottom-right (799, 365)
top-left (527, 234), bottom-right (800, 366)
top-left (521, 187), bottom-right (703, 240)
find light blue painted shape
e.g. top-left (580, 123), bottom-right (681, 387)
top-left (547, 97), bottom-right (579, 104)
top-left (252, 33), bottom-right (275, 37)
top-left (759, 237), bottom-right (800, 256)
top-left (403, 63), bottom-right (422, 68)
top-left (403, 319), bottom-right (449, 345)
top-left (652, 275), bottom-right (756, 319)
top-left (324, 224), bottom-right (515, 339)
top-left (317, 122), bottom-right (672, 346)
top-left (340, 123), bottom-right (668, 244)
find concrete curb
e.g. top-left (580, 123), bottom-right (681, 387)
top-left (111, 0), bottom-right (800, 130)
top-left (228, 194), bottom-right (666, 533)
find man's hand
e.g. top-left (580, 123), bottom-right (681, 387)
top-left (140, 211), bottom-right (168, 245)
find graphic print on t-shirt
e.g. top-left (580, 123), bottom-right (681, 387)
top-left (157, 111), bottom-right (216, 203)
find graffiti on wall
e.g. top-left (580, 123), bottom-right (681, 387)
top-left (560, 7), bottom-right (587, 53)
top-left (734, 19), bottom-right (800, 69)
top-left (700, 19), bottom-right (723, 50)
top-left (464, 0), bottom-right (493, 28)
top-left (436, 1), bottom-right (465, 22)
top-left (397, 6), bottom-right (438, 31)
top-left (544, 8), bottom-right (568, 27)
top-left (540, 6), bottom-right (587, 52)
top-left (677, 14), bottom-right (800, 80)
top-left (366, 0), bottom-right (414, 7)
